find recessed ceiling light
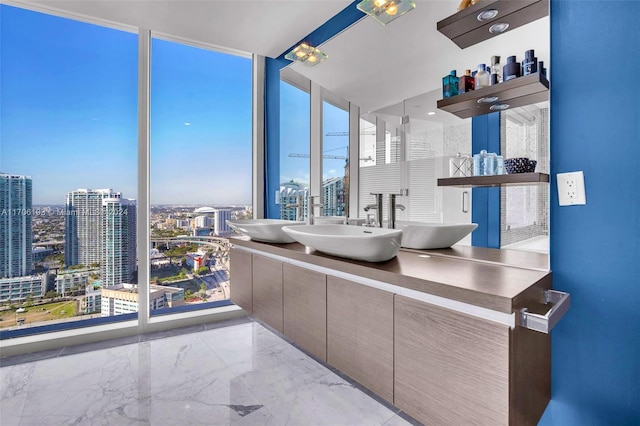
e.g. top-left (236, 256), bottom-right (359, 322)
top-left (489, 22), bottom-right (510, 34)
top-left (477, 9), bottom-right (499, 21)
top-left (427, 111), bottom-right (436, 116)
top-left (490, 103), bottom-right (510, 111)
top-left (477, 96), bottom-right (499, 104)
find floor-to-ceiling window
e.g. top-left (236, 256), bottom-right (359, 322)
top-left (279, 79), bottom-right (310, 220)
top-left (322, 101), bottom-right (349, 217)
top-left (1, 5), bottom-right (254, 339)
top-left (0, 5), bottom-right (138, 331)
top-left (149, 37), bottom-right (252, 314)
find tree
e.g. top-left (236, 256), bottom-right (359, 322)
top-left (45, 290), bottom-right (57, 300)
top-left (197, 266), bottom-right (209, 275)
top-left (200, 282), bottom-right (207, 293)
top-left (24, 294), bottom-right (34, 307)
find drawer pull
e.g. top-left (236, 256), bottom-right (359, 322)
top-left (520, 290), bottom-right (570, 333)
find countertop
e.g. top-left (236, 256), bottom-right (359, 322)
top-left (230, 236), bottom-right (551, 314)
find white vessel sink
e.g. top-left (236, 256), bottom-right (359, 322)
top-left (396, 221), bottom-right (478, 249)
top-left (282, 224), bottom-right (402, 262)
top-left (226, 219), bottom-right (305, 243)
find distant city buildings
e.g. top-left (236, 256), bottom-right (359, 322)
top-left (322, 177), bottom-right (345, 217)
top-left (0, 172), bottom-right (33, 278)
top-left (64, 189), bottom-right (137, 286)
top-left (185, 249), bottom-right (207, 272)
top-left (0, 274), bottom-right (48, 304)
top-left (279, 181), bottom-right (308, 221)
top-left (213, 209), bottom-right (231, 236)
top-left (278, 178), bottom-right (346, 219)
top-left (100, 283), bottom-right (184, 316)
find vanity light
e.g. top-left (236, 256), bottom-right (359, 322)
top-left (477, 9), bottom-right (499, 21)
top-left (489, 22), bottom-right (510, 34)
top-left (427, 111), bottom-right (436, 116)
top-left (357, 0), bottom-right (416, 26)
top-left (284, 42), bottom-right (328, 67)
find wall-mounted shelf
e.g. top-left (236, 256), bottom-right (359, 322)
top-left (438, 172), bottom-right (549, 188)
top-left (437, 72), bottom-right (549, 119)
top-left (437, 0), bottom-right (548, 49)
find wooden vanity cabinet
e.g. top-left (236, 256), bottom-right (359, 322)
top-left (394, 295), bottom-right (550, 426)
top-left (283, 264), bottom-right (327, 361)
top-left (229, 248), bottom-right (252, 313)
top-left (252, 254), bottom-right (284, 333)
top-left (326, 276), bottom-right (395, 403)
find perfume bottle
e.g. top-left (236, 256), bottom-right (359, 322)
top-left (473, 150), bottom-right (488, 176)
top-left (474, 64), bottom-right (490, 89)
top-left (503, 55), bottom-right (521, 81)
top-left (459, 69), bottom-right (475, 93)
top-left (522, 49), bottom-right (537, 76)
top-left (442, 70), bottom-right (459, 98)
top-left (490, 55), bottom-right (502, 85)
top-left (483, 152), bottom-right (497, 175)
top-left (538, 60), bottom-right (547, 78)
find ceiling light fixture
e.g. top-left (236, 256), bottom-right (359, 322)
top-left (357, 0), bottom-right (416, 26)
top-left (285, 42), bottom-right (328, 67)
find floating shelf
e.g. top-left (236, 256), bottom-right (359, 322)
top-left (437, 72), bottom-right (549, 119)
top-left (438, 172), bottom-right (549, 188)
top-left (437, 0), bottom-right (548, 49)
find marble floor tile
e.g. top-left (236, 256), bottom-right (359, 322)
top-left (0, 320), bottom-right (421, 426)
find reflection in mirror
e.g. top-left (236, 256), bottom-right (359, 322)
top-left (358, 89), bottom-right (473, 243)
top-left (500, 102), bottom-right (549, 253)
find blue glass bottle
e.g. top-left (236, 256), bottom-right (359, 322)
top-left (442, 70), bottom-right (459, 98)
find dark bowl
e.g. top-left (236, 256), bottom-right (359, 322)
top-left (526, 160), bottom-right (537, 173)
top-left (504, 157), bottom-right (530, 174)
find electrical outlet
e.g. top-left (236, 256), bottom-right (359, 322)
top-left (557, 171), bottom-right (587, 206)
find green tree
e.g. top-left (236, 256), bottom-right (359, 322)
top-left (45, 290), bottom-right (57, 300)
top-left (197, 266), bottom-right (209, 275)
top-left (199, 282), bottom-right (207, 293)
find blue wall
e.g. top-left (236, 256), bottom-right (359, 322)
top-left (471, 112), bottom-right (501, 248)
top-left (539, 1), bottom-right (640, 424)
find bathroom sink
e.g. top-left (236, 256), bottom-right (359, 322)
top-left (282, 224), bottom-right (402, 262)
top-left (395, 221), bottom-right (478, 249)
top-left (226, 219), bottom-right (305, 243)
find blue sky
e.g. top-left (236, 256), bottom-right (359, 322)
top-left (279, 81), bottom-right (349, 186)
top-left (0, 4), bottom-right (252, 205)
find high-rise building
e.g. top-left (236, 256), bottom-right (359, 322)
top-left (322, 177), bottom-right (345, 217)
top-left (213, 209), bottom-right (232, 236)
top-left (65, 189), bottom-right (117, 267)
top-left (65, 189), bottom-right (136, 286)
top-left (0, 173), bottom-right (33, 278)
top-left (101, 198), bottom-right (136, 286)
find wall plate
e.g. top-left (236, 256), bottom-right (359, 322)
top-left (557, 171), bottom-right (586, 206)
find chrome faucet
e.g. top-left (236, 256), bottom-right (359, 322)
top-left (363, 193), bottom-right (383, 228)
top-left (285, 195), bottom-right (304, 222)
top-left (388, 193), bottom-right (405, 229)
top-left (308, 195), bottom-right (323, 225)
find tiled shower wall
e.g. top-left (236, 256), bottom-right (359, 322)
top-left (500, 106), bottom-right (550, 247)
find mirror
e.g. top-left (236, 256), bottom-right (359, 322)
top-left (289, 1), bottom-right (550, 256)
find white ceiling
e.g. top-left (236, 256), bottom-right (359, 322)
top-left (290, 0), bottom-right (549, 114)
top-left (9, 0), bottom-right (549, 117)
top-left (8, 0), bottom-right (352, 58)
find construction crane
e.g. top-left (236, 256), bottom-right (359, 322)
top-left (325, 131), bottom-right (376, 136)
top-left (288, 153), bottom-right (346, 159)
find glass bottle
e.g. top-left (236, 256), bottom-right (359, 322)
top-left (490, 55), bottom-right (502, 85)
top-left (442, 70), bottom-right (459, 98)
top-left (522, 49), bottom-right (537, 76)
top-left (474, 64), bottom-right (490, 89)
top-left (503, 55), bottom-right (521, 81)
top-left (459, 69), bottom-right (475, 93)
top-left (473, 150), bottom-right (488, 176)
